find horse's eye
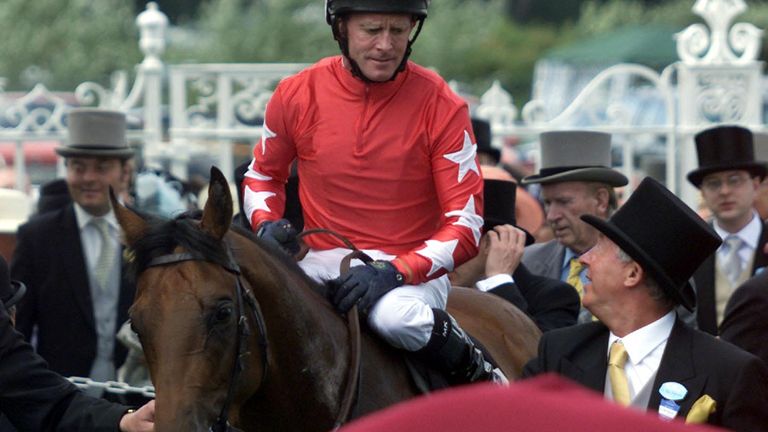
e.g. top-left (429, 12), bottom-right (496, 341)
top-left (215, 305), bottom-right (234, 323)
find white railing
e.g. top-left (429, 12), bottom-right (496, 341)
top-left (0, 0), bottom-right (764, 210)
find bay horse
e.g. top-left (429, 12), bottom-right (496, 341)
top-left (114, 167), bottom-right (541, 432)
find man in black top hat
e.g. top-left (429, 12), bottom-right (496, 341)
top-left (12, 109), bottom-right (137, 392)
top-left (449, 179), bottom-right (579, 332)
top-left (686, 125), bottom-right (768, 335)
top-left (523, 177), bottom-right (768, 430)
top-left (0, 255), bottom-right (154, 431)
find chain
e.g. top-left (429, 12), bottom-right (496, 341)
top-left (67, 376), bottom-right (156, 398)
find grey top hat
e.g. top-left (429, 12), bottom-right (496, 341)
top-left (56, 109), bottom-right (134, 159)
top-left (521, 131), bottom-right (628, 187)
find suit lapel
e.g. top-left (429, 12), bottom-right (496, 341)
top-left (648, 320), bottom-right (706, 418)
top-left (61, 206), bottom-right (96, 330)
top-left (561, 326), bottom-right (609, 392)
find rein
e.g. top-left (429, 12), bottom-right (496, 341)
top-left (297, 229), bottom-right (368, 430)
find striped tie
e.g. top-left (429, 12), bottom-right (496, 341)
top-left (92, 218), bottom-right (116, 290)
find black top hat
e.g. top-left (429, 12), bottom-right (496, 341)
top-left (472, 118), bottom-right (500, 165)
top-left (581, 177), bottom-right (721, 311)
top-left (0, 255), bottom-right (25, 309)
top-left (483, 179), bottom-right (534, 246)
top-left (687, 125), bottom-right (767, 187)
top-left (37, 178), bottom-right (71, 214)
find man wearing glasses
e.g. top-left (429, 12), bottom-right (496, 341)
top-left (687, 125), bottom-right (768, 335)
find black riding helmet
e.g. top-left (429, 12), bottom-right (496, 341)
top-left (325, 0), bottom-right (429, 82)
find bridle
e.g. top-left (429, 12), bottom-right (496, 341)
top-left (146, 247), bottom-right (268, 432)
top-left (144, 232), bottom-right (364, 432)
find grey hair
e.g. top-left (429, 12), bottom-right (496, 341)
top-left (615, 247), bottom-right (674, 307)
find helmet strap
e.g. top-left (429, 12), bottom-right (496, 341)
top-left (333, 16), bottom-right (425, 83)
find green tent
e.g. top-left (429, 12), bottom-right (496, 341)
top-left (544, 24), bottom-right (679, 69)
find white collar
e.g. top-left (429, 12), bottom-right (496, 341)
top-left (74, 204), bottom-right (118, 232)
top-left (608, 310), bottom-right (675, 367)
top-left (713, 211), bottom-right (761, 250)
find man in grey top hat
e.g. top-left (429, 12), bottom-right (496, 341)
top-left (11, 109), bottom-right (137, 394)
top-left (686, 125), bottom-right (768, 335)
top-left (520, 131), bottom-right (627, 323)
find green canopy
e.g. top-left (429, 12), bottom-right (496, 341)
top-left (544, 24), bottom-right (679, 68)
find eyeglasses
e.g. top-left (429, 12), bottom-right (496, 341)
top-left (701, 173), bottom-right (750, 193)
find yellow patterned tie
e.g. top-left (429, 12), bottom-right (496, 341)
top-left (608, 341), bottom-right (630, 406)
top-left (566, 257), bottom-right (584, 299)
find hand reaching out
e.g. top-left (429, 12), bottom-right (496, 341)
top-left (119, 400), bottom-right (155, 432)
top-left (484, 224), bottom-right (526, 278)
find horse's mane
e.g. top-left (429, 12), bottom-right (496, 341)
top-left (127, 210), bottom-right (330, 299)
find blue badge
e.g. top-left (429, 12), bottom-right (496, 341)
top-left (658, 398), bottom-right (681, 421)
top-left (659, 381), bottom-right (687, 401)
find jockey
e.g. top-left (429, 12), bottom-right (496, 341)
top-left (242, 0), bottom-right (504, 384)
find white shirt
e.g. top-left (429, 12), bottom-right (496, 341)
top-left (605, 310), bottom-right (676, 402)
top-left (713, 211), bottom-right (761, 274)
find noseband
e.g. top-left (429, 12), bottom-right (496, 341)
top-left (147, 247), bottom-right (268, 432)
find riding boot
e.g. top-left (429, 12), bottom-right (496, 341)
top-left (418, 308), bottom-right (508, 385)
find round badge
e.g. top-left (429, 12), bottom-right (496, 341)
top-left (659, 381), bottom-right (687, 401)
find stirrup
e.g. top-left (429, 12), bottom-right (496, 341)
top-left (490, 367), bottom-right (509, 386)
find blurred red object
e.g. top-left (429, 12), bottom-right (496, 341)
top-left (338, 374), bottom-right (724, 432)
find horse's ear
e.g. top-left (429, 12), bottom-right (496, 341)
top-left (200, 166), bottom-right (233, 240)
top-left (111, 187), bottom-right (147, 247)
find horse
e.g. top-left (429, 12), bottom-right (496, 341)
top-left (114, 167), bottom-right (541, 432)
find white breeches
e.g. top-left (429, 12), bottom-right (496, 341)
top-left (299, 248), bottom-right (451, 351)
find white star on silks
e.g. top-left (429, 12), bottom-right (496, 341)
top-left (244, 161), bottom-right (273, 182)
top-left (244, 190), bottom-right (276, 221)
top-left (443, 130), bottom-right (479, 183)
top-left (446, 196), bottom-right (483, 246)
top-left (416, 239), bottom-right (459, 277)
top-left (259, 108), bottom-right (276, 155)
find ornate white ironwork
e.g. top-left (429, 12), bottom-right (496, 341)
top-left (476, 81), bottom-right (518, 127)
top-left (136, 2), bottom-right (168, 70)
top-left (676, 0), bottom-right (763, 65)
top-left (169, 64), bottom-right (307, 139)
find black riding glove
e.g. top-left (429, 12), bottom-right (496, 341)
top-left (257, 219), bottom-right (300, 255)
top-left (330, 260), bottom-right (405, 314)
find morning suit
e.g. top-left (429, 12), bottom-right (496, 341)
top-left (10, 205), bottom-right (134, 378)
top-left (692, 220), bottom-right (768, 335)
top-left (0, 303), bottom-right (129, 431)
top-left (522, 318), bottom-right (768, 431)
top-left (720, 271), bottom-right (768, 367)
top-left (487, 264), bottom-right (579, 332)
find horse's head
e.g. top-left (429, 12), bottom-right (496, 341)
top-left (114, 167), bottom-right (265, 431)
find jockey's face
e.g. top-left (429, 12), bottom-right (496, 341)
top-left (341, 13), bottom-right (415, 82)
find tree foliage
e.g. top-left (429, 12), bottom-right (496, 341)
top-left (0, 0), bottom-right (140, 90)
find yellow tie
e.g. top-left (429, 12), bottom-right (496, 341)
top-left (566, 258), bottom-right (584, 299)
top-left (608, 341), bottom-right (631, 406)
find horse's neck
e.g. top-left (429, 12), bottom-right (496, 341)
top-left (240, 248), bottom-right (352, 416)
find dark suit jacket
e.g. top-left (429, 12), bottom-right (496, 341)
top-left (11, 205), bottom-right (134, 378)
top-left (692, 220), bottom-right (768, 334)
top-left (720, 271), bottom-right (768, 367)
top-left (522, 318), bottom-right (768, 431)
top-left (488, 264), bottom-right (579, 332)
top-left (0, 304), bottom-right (128, 431)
